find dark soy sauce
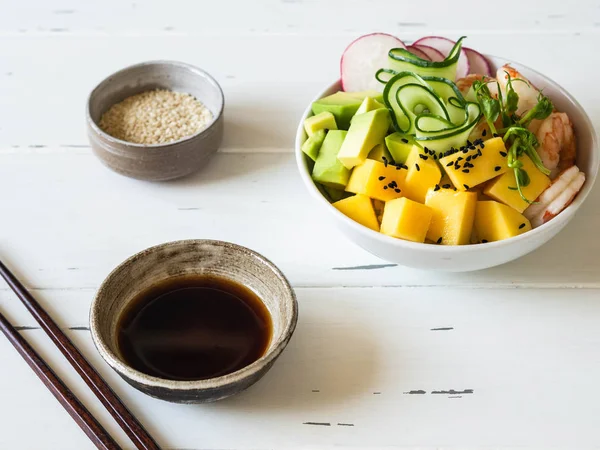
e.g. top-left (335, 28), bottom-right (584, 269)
top-left (117, 275), bottom-right (272, 381)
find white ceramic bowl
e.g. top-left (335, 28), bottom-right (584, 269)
top-left (295, 56), bottom-right (599, 271)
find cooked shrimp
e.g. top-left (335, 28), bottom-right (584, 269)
top-left (535, 112), bottom-right (576, 177)
top-left (456, 74), bottom-right (496, 97)
top-left (497, 65), bottom-right (540, 116)
top-left (524, 166), bottom-right (585, 227)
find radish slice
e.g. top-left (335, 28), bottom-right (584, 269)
top-left (413, 45), bottom-right (444, 62)
top-left (341, 33), bottom-right (406, 92)
top-left (464, 47), bottom-right (492, 76)
top-left (413, 36), bottom-right (470, 78)
top-left (407, 45), bottom-right (431, 61)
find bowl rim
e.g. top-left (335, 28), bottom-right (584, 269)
top-left (295, 55), bottom-right (599, 253)
top-left (86, 60), bottom-right (225, 149)
top-left (89, 239), bottom-right (298, 391)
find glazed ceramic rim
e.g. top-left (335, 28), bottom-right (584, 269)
top-left (90, 239), bottom-right (298, 391)
top-left (295, 55), bottom-right (599, 254)
top-left (86, 60), bottom-right (225, 149)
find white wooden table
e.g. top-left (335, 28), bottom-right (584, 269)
top-left (1, 1), bottom-right (600, 448)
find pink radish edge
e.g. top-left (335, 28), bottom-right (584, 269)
top-left (340, 33), bottom-right (406, 92)
top-left (407, 45), bottom-right (431, 61)
top-left (413, 44), bottom-right (444, 62)
top-left (463, 47), bottom-right (492, 76)
top-left (413, 36), bottom-right (470, 78)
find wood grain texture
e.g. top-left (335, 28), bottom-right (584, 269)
top-left (1, 0), bottom-right (600, 448)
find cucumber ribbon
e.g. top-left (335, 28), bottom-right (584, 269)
top-left (376, 37), bottom-right (482, 155)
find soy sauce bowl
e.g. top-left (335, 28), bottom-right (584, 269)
top-left (90, 240), bottom-right (298, 404)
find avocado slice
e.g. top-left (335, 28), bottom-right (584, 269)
top-left (311, 92), bottom-right (363, 130)
top-left (312, 130), bottom-right (350, 190)
top-left (385, 132), bottom-right (414, 164)
top-left (367, 142), bottom-right (393, 164)
top-left (346, 90), bottom-right (385, 103)
top-left (301, 129), bottom-right (326, 161)
top-left (337, 108), bottom-right (390, 169)
top-left (355, 96), bottom-right (386, 116)
top-left (304, 111), bottom-right (337, 136)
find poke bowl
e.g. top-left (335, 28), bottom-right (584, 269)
top-left (295, 35), bottom-right (598, 272)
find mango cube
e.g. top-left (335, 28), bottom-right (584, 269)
top-left (381, 197), bottom-right (433, 242)
top-left (333, 194), bottom-right (379, 231)
top-left (385, 133), bottom-right (414, 164)
top-left (403, 146), bottom-right (442, 203)
top-left (438, 137), bottom-right (509, 190)
top-left (425, 189), bottom-right (477, 245)
top-left (337, 108), bottom-right (390, 169)
top-left (367, 143), bottom-right (392, 164)
top-left (474, 201), bottom-right (532, 243)
top-left (484, 154), bottom-right (551, 213)
top-left (311, 92), bottom-right (363, 130)
top-left (345, 159), bottom-right (406, 202)
top-left (304, 112), bottom-right (337, 137)
top-left (312, 130), bottom-right (350, 190)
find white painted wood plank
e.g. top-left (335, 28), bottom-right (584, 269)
top-left (0, 33), bottom-right (598, 150)
top-left (1, 151), bottom-right (599, 289)
top-left (2, 0), bottom-right (599, 36)
top-left (2, 287), bottom-right (600, 449)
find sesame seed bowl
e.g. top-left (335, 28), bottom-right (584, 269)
top-left (87, 61), bottom-right (224, 181)
top-left (295, 56), bottom-right (598, 271)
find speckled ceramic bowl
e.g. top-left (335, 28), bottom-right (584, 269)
top-left (86, 61), bottom-right (224, 181)
top-left (90, 240), bottom-right (297, 403)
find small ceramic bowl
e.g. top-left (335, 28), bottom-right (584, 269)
top-left (295, 56), bottom-right (599, 271)
top-left (86, 61), bottom-right (224, 181)
top-left (90, 240), bottom-right (298, 403)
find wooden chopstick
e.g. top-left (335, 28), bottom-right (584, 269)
top-left (0, 311), bottom-right (121, 450)
top-left (0, 259), bottom-right (161, 450)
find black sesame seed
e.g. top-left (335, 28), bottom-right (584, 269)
top-left (383, 186), bottom-right (388, 190)
top-left (384, 160), bottom-right (388, 167)
top-left (382, 156), bottom-right (387, 161)
top-left (493, 133), bottom-right (499, 138)
top-left (500, 151), bottom-right (507, 157)
top-left (482, 129), bottom-right (487, 137)
top-left (494, 166), bottom-right (501, 172)
top-left (401, 138), bottom-right (409, 143)
top-left (378, 176), bottom-right (386, 181)
top-left (463, 184), bottom-right (470, 190)
top-left (462, 169), bottom-right (470, 173)
top-left (387, 183), bottom-right (395, 188)
top-left (395, 165), bottom-right (402, 170)
top-left (434, 184), bottom-right (440, 191)
top-left (415, 164), bottom-right (420, 172)
top-left (481, 239), bottom-right (488, 243)
top-left (467, 140), bottom-right (473, 146)
top-left (519, 223), bottom-right (526, 229)
top-left (446, 161), bottom-right (454, 167)
top-left (442, 184), bottom-right (451, 189)
top-left (462, 148), bottom-right (469, 154)
top-left (457, 156), bottom-right (463, 161)
top-left (466, 155), bottom-right (472, 162)
top-left (478, 148), bottom-right (483, 156)
top-left (401, 164), bottom-right (408, 169)
top-left (436, 237), bottom-right (443, 244)
top-left (424, 146), bottom-right (430, 153)
top-left (419, 154), bottom-right (428, 160)
top-left (454, 187), bottom-right (458, 191)
top-left (394, 188), bottom-right (401, 193)
top-left (454, 164), bottom-right (461, 170)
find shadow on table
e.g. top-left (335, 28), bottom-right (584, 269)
top-left (205, 307), bottom-right (383, 414)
